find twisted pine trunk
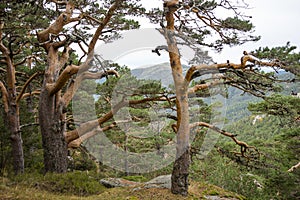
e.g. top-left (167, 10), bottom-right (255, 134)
top-left (38, 46), bottom-right (68, 173)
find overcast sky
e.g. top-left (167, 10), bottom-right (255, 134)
top-left (211, 0), bottom-right (300, 63)
top-left (103, 0), bottom-right (300, 67)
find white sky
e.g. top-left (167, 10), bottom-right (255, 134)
top-left (95, 0), bottom-right (300, 68)
top-left (210, 0), bottom-right (300, 63)
top-left (120, 0), bottom-right (300, 65)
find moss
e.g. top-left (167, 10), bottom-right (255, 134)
top-left (3, 175), bottom-right (245, 200)
top-left (122, 175), bottom-right (148, 182)
top-left (10, 171), bottom-right (106, 196)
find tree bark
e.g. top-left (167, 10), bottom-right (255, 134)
top-left (38, 45), bottom-right (68, 173)
top-left (164, 2), bottom-right (191, 196)
top-left (0, 22), bottom-right (24, 174)
top-left (39, 87), bottom-right (68, 173)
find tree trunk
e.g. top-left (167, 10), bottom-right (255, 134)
top-left (164, 3), bottom-right (191, 195)
top-left (171, 148), bottom-right (190, 195)
top-left (39, 87), bottom-right (68, 173)
top-left (38, 45), bottom-right (68, 173)
top-left (170, 89), bottom-right (190, 196)
top-left (8, 100), bottom-right (24, 175)
top-left (1, 19), bottom-right (25, 175)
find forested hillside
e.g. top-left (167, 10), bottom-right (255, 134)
top-left (1, 0), bottom-right (299, 199)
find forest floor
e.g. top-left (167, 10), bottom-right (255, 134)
top-left (0, 176), bottom-right (245, 200)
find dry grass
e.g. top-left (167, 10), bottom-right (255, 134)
top-left (0, 177), bottom-right (245, 200)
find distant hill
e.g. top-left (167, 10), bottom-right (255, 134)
top-left (131, 62), bottom-right (190, 87)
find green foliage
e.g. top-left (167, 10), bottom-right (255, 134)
top-left (68, 149), bottom-right (97, 171)
top-left (253, 42), bottom-right (300, 75)
top-left (122, 175), bottom-right (148, 182)
top-left (147, 0), bottom-right (260, 51)
top-left (11, 171), bottom-right (106, 196)
top-left (222, 17), bottom-right (253, 32)
top-left (248, 94), bottom-right (300, 119)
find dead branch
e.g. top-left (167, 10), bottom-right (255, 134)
top-left (82, 69), bottom-right (119, 79)
top-left (21, 90), bottom-right (40, 99)
top-left (0, 80), bottom-right (9, 113)
top-left (20, 123), bottom-right (39, 129)
top-left (68, 123), bottom-right (116, 148)
top-left (288, 161), bottom-right (300, 172)
top-left (0, 22), bottom-right (9, 55)
top-left (190, 121), bottom-right (257, 157)
top-left (16, 72), bottom-right (42, 103)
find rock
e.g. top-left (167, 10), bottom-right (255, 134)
top-left (100, 175), bottom-right (172, 190)
top-left (204, 195), bottom-right (240, 200)
top-left (100, 178), bottom-right (139, 188)
top-left (143, 174), bottom-right (171, 189)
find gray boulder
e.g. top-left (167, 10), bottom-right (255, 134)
top-left (143, 174), bottom-right (171, 189)
top-left (100, 178), bottom-right (139, 188)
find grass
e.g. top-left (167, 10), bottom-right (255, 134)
top-left (0, 174), bottom-right (246, 200)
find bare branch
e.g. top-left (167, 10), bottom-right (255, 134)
top-left (0, 22), bottom-right (9, 55)
top-left (288, 161), bottom-right (300, 172)
top-left (190, 121), bottom-right (257, 157)
top-left (20, 123), bottom-right (39, 129)
top-left (16, 72), bottom-right (42, 103)
top-left (21, 90), bottom-right (40, 99)
top-left (81, 69), bottom-right (119, 79)
top-left (68, 123), bottom-right (116, 148)
top-left (0, 81), bottom-right (9, 113)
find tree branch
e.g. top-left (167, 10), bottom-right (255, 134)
top-left (190, 121), bottom-right (257, 157)
top-left (37, 2), bottom-right (75, 44)
top-left (0, 22), bottom-right (9, 56)
top-left (81, 69), bottom-right (119, 80)
top-left (68, 123), bottom-right (116, 148)
top-left (0, 81), bottom-right (9, 113)
top-left (185, 53), bottom-right (282, 83)
top-left (47, 64), bottom-right (80, 96)
top-left (16, 72), bottom-right (42, 103)
top-left (65, 96), bottom-right (168, 143)
top-left (288, 161), bottom-right (300, 172)
top-left (88, 0), bottom-right (121, 53)
top-left (20, 123), bottom-right (39, 129)
top-left (21, 90), bottom-right (40, 99)
top-left (188, 80), bottom-right (222, 94)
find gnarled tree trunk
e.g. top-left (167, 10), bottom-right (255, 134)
top-left (0, 22), bottom-right (24, 174)
top-left (39, 89), bottom-right (68, 173)
top-left (38, 45), bottom-right (68, 173)
top-left (164, 2), bottom-right (191, 196)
